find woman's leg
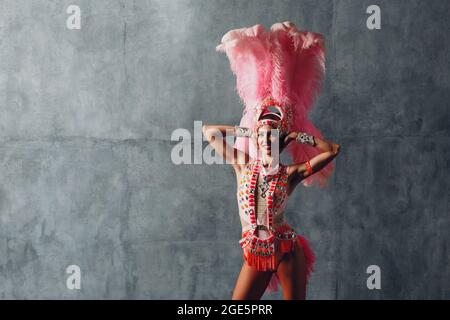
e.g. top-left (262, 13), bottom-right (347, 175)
top-left (275, 240), bottom-right (308, 300)
top-left (231, 261), bottom-right (274, 300)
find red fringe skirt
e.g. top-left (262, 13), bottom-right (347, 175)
top-left (241, 229), bottom-right (315, 295)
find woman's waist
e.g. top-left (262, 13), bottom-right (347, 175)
top-left (241, 221), bottom-right (295, 235)
top-left (239, 222), bottom-right (298, 249)
top-left (238, 209), bottom-right (287, 225)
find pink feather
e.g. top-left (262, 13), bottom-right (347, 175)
top-left (216, 21), bottom-right (334, 187)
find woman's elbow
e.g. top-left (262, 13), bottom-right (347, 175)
top-left (202, 125), bottom-right (211, 138)
top-left (203, 125), bottom-right (219, 142)
top-left (202, 125), bottom-right (210, 141)
top-left (332, 143), bottom-right (341, 156)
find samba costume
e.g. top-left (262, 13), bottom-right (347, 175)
top-left (216, 21), bottom-right (334, 295)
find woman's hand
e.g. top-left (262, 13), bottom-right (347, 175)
top-left (281, 131), bottom-right (298, 149)
top-left (235, 126), bottom-right (254, 138)
top-left (284, 131), bottom-right (298, 143)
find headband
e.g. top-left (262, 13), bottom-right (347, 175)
top-left (255, 119), bottom-right (281, 131)
top-left (253, 96), bottom-right (293, 134)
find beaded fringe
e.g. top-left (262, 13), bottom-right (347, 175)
top-left (242, 233), bottom-right (316, 295)
top-left (242, 238), bottom-right (295, 272)
top-left (243, 249), bottom-right (276, 271)
top-left (241, 224), bottom-right (296, 271)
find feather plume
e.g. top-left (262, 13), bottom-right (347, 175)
top-left (216, 21), bottom-right (333, 187)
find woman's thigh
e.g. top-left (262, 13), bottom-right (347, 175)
top-left (276, 240), bottom-right (308, 300)
top-left (231, 261), bottom-right (274, 300)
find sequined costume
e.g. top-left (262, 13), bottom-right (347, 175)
top-left (237, 159), bottom-right (315, 294)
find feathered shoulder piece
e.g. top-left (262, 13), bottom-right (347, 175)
top-left (216, 21), bottom-right (333, 187)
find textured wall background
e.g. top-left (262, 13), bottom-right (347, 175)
top-left (0, 0), bottom-right (448, 299)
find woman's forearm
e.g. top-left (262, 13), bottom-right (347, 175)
top-left (202, 124), bottom-right (236, 136)
top-left (203, 124), bottom-right (254, 138)
top-left (202, 124), bottom-right (243, 146)
top-left (313, 136), bottom-right (340, 154)
top-left (203, 124), bottom-right (234, 134)
top-left (293, 131), bottom-right (340, 154)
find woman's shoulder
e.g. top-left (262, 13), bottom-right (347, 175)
top-left (233, 161), bottom-right (254, 178)
top-left (233, 158), bottom-right (257, 177)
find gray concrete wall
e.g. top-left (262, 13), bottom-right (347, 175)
top-left (0, 0), bottom-right (448, 299)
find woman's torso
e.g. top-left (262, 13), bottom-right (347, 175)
top-left (236, 160), bottom-right (290, 235)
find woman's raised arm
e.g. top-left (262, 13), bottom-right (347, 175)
top-left (202, 124), bottom-right (252, 169)
top-left (287, 132), bottom-right (341, 180)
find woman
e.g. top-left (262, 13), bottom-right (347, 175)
top-left (203, 100), bottom-right (340, 299)
top-left (204, 21), bottom-right (340, 299)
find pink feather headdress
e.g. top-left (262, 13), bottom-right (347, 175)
top-left (216, 21), bottom-right (333, 187)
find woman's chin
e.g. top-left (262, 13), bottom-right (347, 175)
top-left (258, 146), bottom-right (271, 156)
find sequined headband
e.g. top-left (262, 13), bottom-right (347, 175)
top-left (253, 96), bottom-right (293, 134)
top-left (255, 119), bottom-right (281, 131)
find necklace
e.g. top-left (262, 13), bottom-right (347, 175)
top-left (258, 174), bottom-right (270, 198)
top-left (259, 160), bottom-right (278, 198)
top-left (239, 159), bottom-right (281, 257)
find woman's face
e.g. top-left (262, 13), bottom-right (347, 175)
top-left (256, 125), bottom-right (279, 156)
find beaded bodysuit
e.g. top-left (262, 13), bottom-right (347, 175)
top-left (236, 159), bottom-right (315, 294)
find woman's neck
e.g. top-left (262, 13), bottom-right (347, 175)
top-left (261, 155), bottom-right (273, 167)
